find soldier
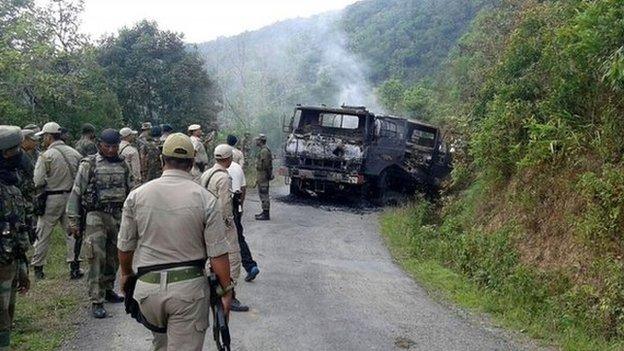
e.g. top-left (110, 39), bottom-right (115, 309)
top-left (23, 123), bottom-right (40, 134)
top-left (119, 127), bottom-right (141, 187)
top-left (160, 124), bottom-right (173, 142)
top-left (67, 129), bottom-right (132, 318)
top-left (255, 134), bottom-right (273, 220)
top-left (74, 123), bottom-right (98, 157)
top-left (188, 124), bottom-right (209, 180)
top-left (201, 145), bottom-right (249, 312)
top-left (0, 126), bottom-right (31, 351)
top-left (227, 134), bottom-right (245, 167)
top-left (18, 130), bottom-right (39, 244)
top-left (32, 122), bottom-right (83, 280)
top-left (227, 151), bottom-right (260, 282)
top-left (151, 125), bottom-right (163, 149)
top-left (118, 133), bottom-right (232, 350)
top-left (20, 128), bottom-right (40, 164)
top-left (137, 122), bottom-right (162, 183)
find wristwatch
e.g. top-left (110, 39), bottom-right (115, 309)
top-left (216, 282), bottom-right (235, 297)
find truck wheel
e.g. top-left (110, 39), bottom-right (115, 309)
top-left (290, 180), bottom-right (304, 197)
top-left (374, 171), bottom-right (390, 206)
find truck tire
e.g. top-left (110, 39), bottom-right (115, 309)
top-left (290, 179), bottom-right (304, 197)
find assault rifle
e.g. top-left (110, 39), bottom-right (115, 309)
top-left (208, 272), bottom-right (231, 351)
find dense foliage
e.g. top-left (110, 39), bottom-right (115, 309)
top-left (0, 0), bottom-right (220, 135)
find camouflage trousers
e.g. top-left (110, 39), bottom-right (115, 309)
top-left (0, 262), bottom-right (17, 351)
top-left (258, 182), bottom-right (270, 211)
top-left (83, 211), bottom-right (120, 304)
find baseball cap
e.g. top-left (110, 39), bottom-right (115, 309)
top-left (35, 122), bottom-right (62, 137)
top-left (21, 129), bottom-right (40, 141)
top-left (162, 133), bottom-right (195, 159)
top-left (188, 124), bottom-right (201, 132)
top-left (214, 144), bottom-right (233, 160)
top-left (119, 127), bottom-right (138, 138)
top-left (0, 126), bottom-right (23, 151)
top-left (141, 122), bottom-right (152, 130)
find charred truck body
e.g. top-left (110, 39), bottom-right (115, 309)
top-left (282, 105), bottom-right (451, 199)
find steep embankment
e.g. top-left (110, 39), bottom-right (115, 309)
top-left (382, 1), bottom-right (624, 350)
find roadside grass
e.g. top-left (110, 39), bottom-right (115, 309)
top-left (381, 204), bottom-right (624, 351)
top-left (13, 228), bottom-right (86, 351)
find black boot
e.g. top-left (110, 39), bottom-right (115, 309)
top-left (34, 266), bottom-right (44, 280)
top-left (105, 290), bottom-right (125, 303)
top-left (69, 261), bottom-right (84, 280)
top-left (231, 298), bottom-right (250, 312)
top-left (255, 210), bottom-right (270, 221)
top-left (92, 303), bottom-right (107, 319)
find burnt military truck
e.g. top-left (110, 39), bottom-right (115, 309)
top-left (281, 105), bottom-right (451, 200)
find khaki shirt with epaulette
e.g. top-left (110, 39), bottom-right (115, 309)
top-left (117, 169), bottom-right (228, 269)
top-left (33, 141), bottom-right (83, 192)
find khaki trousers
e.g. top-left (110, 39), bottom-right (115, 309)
top-left (225, 225), bottom-right (241, 282)
top-left (32, 193), bottom-right (77, 266)
top-left (134, 272), bottom-right (209, 351)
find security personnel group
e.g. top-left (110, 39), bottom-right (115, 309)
top-left (0, 121), bottom-right (273, 350)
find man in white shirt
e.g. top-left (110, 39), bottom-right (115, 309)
top-left (228, 160), bottom-right (259, 282)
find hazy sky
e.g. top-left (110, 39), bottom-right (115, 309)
top-left (40, 0), bottom-right (360, 43)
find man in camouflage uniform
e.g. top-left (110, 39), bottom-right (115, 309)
top-left (74, 123), bottom-right (98, 157)
top-left (67, 129), bottom-right (132, 318)
top-left (0, 126), bottom-right (31, 350)
top-left (18, 130), bottom-right (39, 244)
top-left (32, 122), bottom-right (83, 280)
top-left (137, 122), bottom-right (162, 183)
top-left (255, 134), bottom-right (273, 220)
top-left (201, 144), bottom-right (249, 312)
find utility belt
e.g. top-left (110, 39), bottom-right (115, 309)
top-left (34, 189), bottom-right (72, 216)
top-left (124, 259), bottom-right (206, 333)
top-left (87, 202), bottom-right (124, 215)
top-left (46, 189), bottom-right (72, 196)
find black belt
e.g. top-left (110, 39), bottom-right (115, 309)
top-left (46, 190), bottom-right (72, 195)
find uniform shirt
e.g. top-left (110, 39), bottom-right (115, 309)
top-left (200, 164), bottom-right (238, 252)
top-left (255, 145), bottom-right (273, 184)
top-left (120, 140), bottom-right (141, 187)
top-left (227, 162), bottom-right (246, 193)
top-left (74, 137), bottom-right (98, 157)
top-left (231, 148), bottom-right (244, 168)
top-left (191, 136), bottom-right (209, 165)
top-left (33, 140), bottom-right (83, 192)
top-left (117, 169), bottom-right (228, 269)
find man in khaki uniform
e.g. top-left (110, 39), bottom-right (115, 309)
top-left (32, 122), bottom-right (84, 280)
top-left (200, 144), bottom-right (249, 312)
top-left (255, 134), bottom-right (273, 220)
top-left (188, 124), bottom-right (208, 180)
top-left (119, 127), bottom-right (141, 187)
top-left (67, 129), bottom-right (132, 319)
top-left (118, 133), bottom-right (232, 351)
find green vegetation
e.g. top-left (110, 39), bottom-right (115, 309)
top-left (1, 0), bottom-right (220, 135)
top-left (14, 228), bottom-right (84, 350)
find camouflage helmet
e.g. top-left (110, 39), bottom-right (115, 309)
top-left (0, 126), bottom-right (23, 151)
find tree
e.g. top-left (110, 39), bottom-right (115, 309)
top-left (97, 21), bottom-right (222, 130)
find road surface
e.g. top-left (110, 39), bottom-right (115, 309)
top-left (62, 187), bottom-right (544, 351)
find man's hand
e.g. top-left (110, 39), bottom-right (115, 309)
top-left (68, 225), bottom-right (80, 238)
top-left (120, 274), bottom-right (130, 294)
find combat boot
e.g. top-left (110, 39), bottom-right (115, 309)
top-left (34, 266), bottom-right (45, 280)
top-left (231, 298), bottom-right (250, 312)
top-left (92, 303), bottom-right (107, 319)
top-left (69, 261), bottom-right (84, 280)
top-left (105, 290), bottom-right (125, 303)
top-left (254, 210), bottom-right (270, 221)
top-left (245, 266), bottom-right (260, 282)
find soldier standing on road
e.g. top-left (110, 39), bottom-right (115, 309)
top-left (227, 134), bottom-right (245, 167)
top-left (201, 144), bottom-right (249, 312)
top-left (67, 129), bottom-right (132, 319)
top-left (228, 152), bottom-right (260, 282)
top-left (74, 123), bottom-right (98, 157)
top-left (255, 134), bottom-right (273, 221)
top-left (0, 126), bottom-right (31, 351)
top-left (137, 122), bottom-right (162, 183)
top-left (32, 122), bottom-right (84, 280)
top-left (188, 124), bottom-right (209, 181)
top-left (118, 133), bottom-right (233, 350)
top-left (119, 127), bottom-right (141, 187)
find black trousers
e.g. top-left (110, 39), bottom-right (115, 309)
top-left (234, 209), bottom-right (257, 273)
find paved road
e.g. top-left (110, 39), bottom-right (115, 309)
top-left (62, 187), bottom-right (543, 351)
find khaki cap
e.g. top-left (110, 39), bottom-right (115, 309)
top-left (21, 129), bottom-right (40, 141)
top-left (35, 122), bottom-right (62, 137)
top-left (119, 127), bottom-right (138, 137)
top-left (0, 126), bottom-right (23, 151)
top-left (141, 122), bottom-right (152, 130)
top-left (188, 124), bottom-right (201, 132)
top-left (214, 144), bottom-right (233, 160)
top-left (162, 133), bottom-right (195, 159)
top-left (23, 124), bottom-right (40, 133)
